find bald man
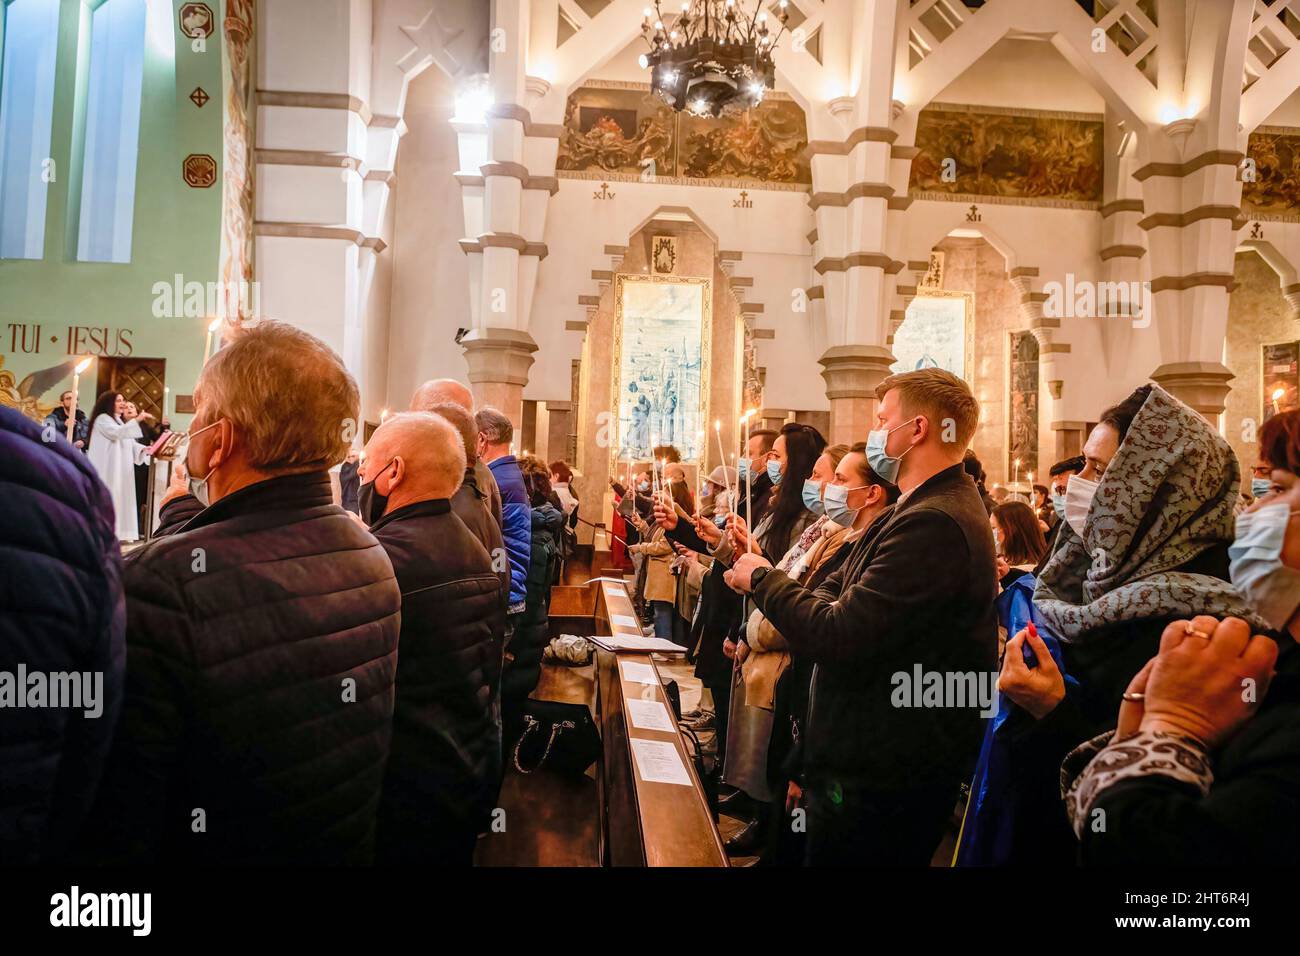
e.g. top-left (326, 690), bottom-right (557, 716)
top-left (410, 378), bottom-right (502, 528)
top-left (360, 412), bottom-right (506, 865)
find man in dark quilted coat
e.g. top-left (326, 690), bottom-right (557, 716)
top-left (81, 321), bottom-right (401, 864)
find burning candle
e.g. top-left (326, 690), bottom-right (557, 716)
top-left (67, 357), bottom-right (92, 443)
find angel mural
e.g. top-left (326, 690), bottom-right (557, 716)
top-left (0, 355), bottom-right (74, 422)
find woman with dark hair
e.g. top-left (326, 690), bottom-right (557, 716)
top-left (976, 383), bottom-right (1264, 865)
top-left (85, 391), bottom-right (154, 542)
top-left (992, 500), bottom-right (1047, 589)
top-left (711, 422), bottom-right (826, 849)
top-left (1058, 407), bottom-right (1300, 864)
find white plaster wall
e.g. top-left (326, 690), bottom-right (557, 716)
top-left (929, 37), bottom-right (1106, 113)
top-left (386, 65), bottom-right (475, 409)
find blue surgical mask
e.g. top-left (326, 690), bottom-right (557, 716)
top-left (1230, 502), bottom-right (1300, 631)
top-left (1252, 478), bottom-right (1273, 500)
top-left (865, 419), bottom-right (916, 486)
top-left (737, 458), bottom-right (749, 481)
top-left (766, 458), bottom-right (783, 486)
top-left (801, 478), bottom-right (825, 515)
top-left (1051, 493), bottom-right (1066, 519)
top-left (713, 513), bottom-right (728, 528)
top-left (637, 480), bottom-right (650, 493)
top-left (823, 483), bottom-right (868, 527)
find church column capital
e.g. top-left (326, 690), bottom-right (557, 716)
top-left (818, 345), bottom-right (897, 398)
top-left (1150, 361), bottom-right (1235, 419)
top-left (460, 328), bottom-right (539, 388)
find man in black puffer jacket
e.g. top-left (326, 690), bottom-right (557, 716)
top-left (81, 321), bottom-right (401, 865)
top-left (0, 406), bottom-right (125, 864)
top-left (361, 412), bottom-right (506, 864)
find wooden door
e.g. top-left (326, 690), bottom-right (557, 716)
top-left (97, 357), bottom-right (166, 420)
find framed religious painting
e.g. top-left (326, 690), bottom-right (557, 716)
top-left (610, 275), bottom-right (711, 466)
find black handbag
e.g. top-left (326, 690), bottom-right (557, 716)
top-left (511, 700), bottom-right (601, 777)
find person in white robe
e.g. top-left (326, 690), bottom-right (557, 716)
top-left (86, 391), bottom-right (154, 541)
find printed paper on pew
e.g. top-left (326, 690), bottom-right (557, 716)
top-left (630, 738), bottom-right (692, 787)
top-left (589, 634), bottom-right (686, 653)
top-left (626, 698), bottom-right (676, 733)
top-left (619, 660), bottom-right (660, 684)
top-left (610, 613), bottom-right (640, 629)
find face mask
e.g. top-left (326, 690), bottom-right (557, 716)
top-left (766, 458), bottom-right (783, 486)
top-left (737, 458), bottom-right (749, 481)
top-left (823, 483), bottom-right (868, 527)
top-left (183, 419), bottom-right (224, 507)
top-left (1063, 473), bottom-right (1099, 540)
top-left (713, 513), bottom-right (728, 528)
top-left (801, 478), bottom-right (825, 515)
top-left (865, 419), bottom-right (917, 486)
top-left (992, 527), bottom-right (1001, 554)
top-left (1252, 478), bottom-right (1273, 500)
top-left (1051, 493), bottom-right (1066, 519)
top-left (637, 480), bottom-right (650, 493)
top-left (1230, 502), bottom-right (1300, 631)
top-left (359, 458), bottom-right (395, 525)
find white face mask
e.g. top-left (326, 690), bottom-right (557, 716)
top-left (1064, 473), bottom-right (1099, 540)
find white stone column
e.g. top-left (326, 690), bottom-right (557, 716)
top-left (807, 0), bottom-right (902, 446)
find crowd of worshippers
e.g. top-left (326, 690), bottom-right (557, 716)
top-left (609, 369), bottom-right (1300, 866)
top-left (2, 321), bottom-right (577, 865)
top-left (3, 322), bottom-right (1299, 867)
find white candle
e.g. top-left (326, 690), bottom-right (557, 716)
top-left (202, 317), bottom-right (221, 365)
top-left (713, 420), bottom-right (732, 502)
top-left (67, 357), bottom-right (92, 443)
top-left (741, 409), bottom-right (756, 552)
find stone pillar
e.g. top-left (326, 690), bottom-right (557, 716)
top-left (461, 327), bottom-right (538, 427)
top-left (819, 345), bottom-right (895, 446)
top-left (1151, 361), bottom-right (1235, 420)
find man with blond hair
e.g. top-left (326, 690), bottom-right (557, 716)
top-left (727, 368), bottom-right (997, 866)
top-left (360, 412), bottom-right (505, 865)
top-left (410, 378), bottom-right (502, 528)
top-left (83, 320), bottom-right (401, 864)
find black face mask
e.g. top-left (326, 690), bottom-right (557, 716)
top-left (359, 458), bottom-right (395, 525)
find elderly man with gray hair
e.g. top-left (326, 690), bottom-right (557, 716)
top-left (359, 411), bottom-right (506, 864)
top-left (82, 320), bottom-right (402, 865)
top-left (476, 406), bottom-right (530, 616)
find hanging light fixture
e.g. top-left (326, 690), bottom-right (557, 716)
top-left (640, 1), bottom-right (790, 118)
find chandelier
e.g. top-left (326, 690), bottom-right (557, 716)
top-left (640, 1), bottom-right (790, 118)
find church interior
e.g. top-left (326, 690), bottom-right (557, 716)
top-left (6, 0), bottom-right (1300, 896)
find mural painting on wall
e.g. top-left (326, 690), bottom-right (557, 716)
top-left (1009, 331), bottom-right (1040, 483)
top-left (557, 82), bottom-right (810, 188)
top-left (892, 295), bottom-right (967, 380)
top-left (652, 235), bottom-right (678, 274)
top-left (1244, 129), bottom-right (1300, 219)
top-left (909, 103), bottom-right (1103, 208)
top-left (613, 276), bottom-right (709, 463)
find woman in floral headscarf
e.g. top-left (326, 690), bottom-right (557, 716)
top-left (980, 384), bottom-right (1265, 865)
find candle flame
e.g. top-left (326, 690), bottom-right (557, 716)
top-left (1273, 387), bottom-right (1286, 401)
top-left (74, 357), bottom-right (92, 374)
top-left (207, 318), bottom-right (221, 333)
top-left (714, 420), bottom-right (721, 430)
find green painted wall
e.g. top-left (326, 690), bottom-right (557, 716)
top-left (0, 0), bottom-right (225, 429)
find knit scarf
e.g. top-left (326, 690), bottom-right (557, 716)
top-left (1034, 384), bottom-right (1266, 641)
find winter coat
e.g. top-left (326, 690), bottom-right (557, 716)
top-left (0, 407), bottom-right (125, 863)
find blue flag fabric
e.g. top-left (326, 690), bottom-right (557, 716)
top-left (955, 573), bottom-right (1078, 866)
